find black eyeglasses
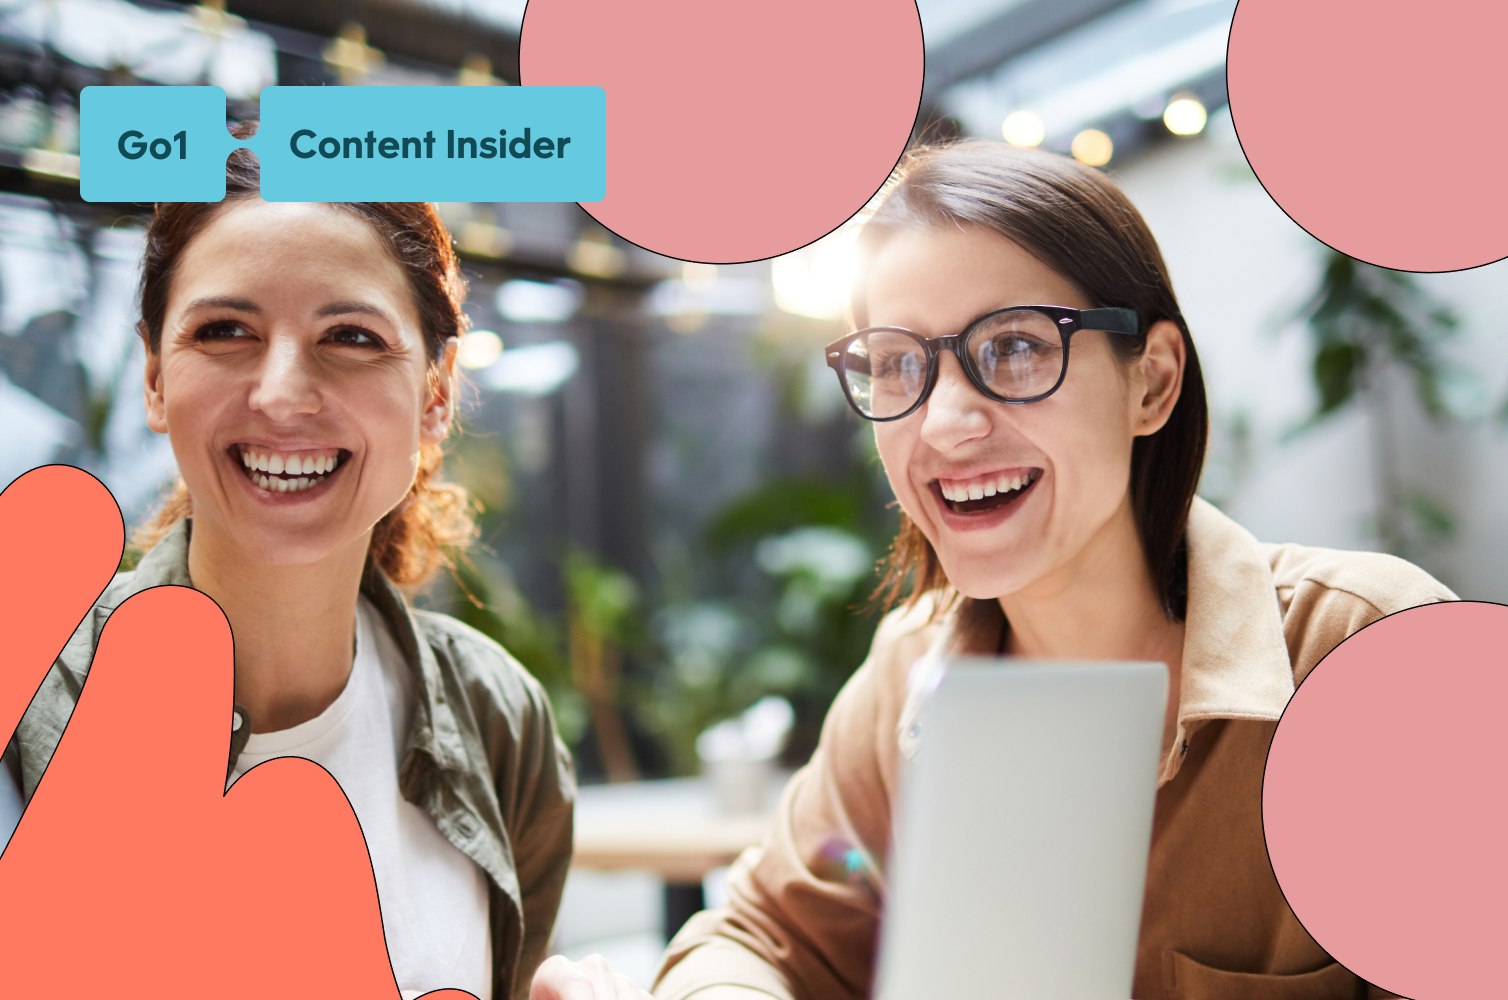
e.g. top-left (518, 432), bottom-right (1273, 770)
top-left (824, 305), bottom-right (1141, 421)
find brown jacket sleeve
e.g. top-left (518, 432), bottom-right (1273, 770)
top-left (653, 607), bottom-right (936, 1000)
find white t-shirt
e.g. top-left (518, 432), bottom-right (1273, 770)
top-left (228, 597), bottom-right (492, 1000)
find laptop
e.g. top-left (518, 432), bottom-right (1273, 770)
top-left (874, 658), bottom-right (1167, 1000)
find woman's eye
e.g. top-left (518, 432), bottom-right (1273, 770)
top-left (327, 327), bottom-right (381, 348)
top-left (195, 321), bottom-right (250, 341)
top-left (995, 333), bottom-right (1050, 356)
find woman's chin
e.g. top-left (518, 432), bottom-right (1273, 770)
top-left (934, 550), bottom-right (1034, 603)
top-left (194, 512), bottom-right (371, 572)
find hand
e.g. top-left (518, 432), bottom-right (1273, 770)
top-left (0, 466), bottom-right (476, 999)
top-left (531, 953), bottom-right (654, 1000)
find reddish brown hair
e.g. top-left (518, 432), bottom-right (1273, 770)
top-left (860, 140), bottom-right (1208, 621)
top-left (132, 125), bottom-right (474, 589)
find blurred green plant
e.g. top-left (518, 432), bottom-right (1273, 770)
top-left (1288, 249), bottom-right (1484, 558)
top-left (563, 548), bottom-right (647, 781)
top-left (447, 546), bottom-right (651, 780)
top-left (632, 472), bottom-right (889, 776)
top-left (448, 555), bottom-right (584, 744)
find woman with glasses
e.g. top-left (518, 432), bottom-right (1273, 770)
top-left (651, 140), bottom-right (1453, 1000)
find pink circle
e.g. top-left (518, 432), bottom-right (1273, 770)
top-left (1263, 601), bottom-right (1508, 999)
top-left (1228, 1), bottom-right (1508, 272)
top-left (519, 0), bottom-right (923, 263)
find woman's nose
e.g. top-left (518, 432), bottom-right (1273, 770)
top-left (247, 341), bottom-right (322, 421)
top-left (919, 352), bottom-right (992, 451)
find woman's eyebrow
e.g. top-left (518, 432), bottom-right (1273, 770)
top-left (182, 295), bottom-right (260, 314)
top-left (317, 300), bottom-right (395, 325)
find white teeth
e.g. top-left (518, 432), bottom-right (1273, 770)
top-left (237, 448), bottom-right (342, 477)
top-left (942, 470), bottom-right (1038, 504)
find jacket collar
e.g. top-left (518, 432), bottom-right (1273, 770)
top-left (1176, 496), bottom-right (1294, 726)
top-left (918, 497), bottom-right (1295, 782)
top-left (112, 519), bottom-right (469, 773)
top-left (357, 558), bottom-right (471, 772)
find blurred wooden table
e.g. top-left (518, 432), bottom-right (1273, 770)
top-left (572, 774), bottom-right (784, 937)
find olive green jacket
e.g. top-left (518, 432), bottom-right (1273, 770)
top-left (3, 519), bottom-right (575, 1000)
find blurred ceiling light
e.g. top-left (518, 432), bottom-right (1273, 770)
top-left (648, 275), bottom-right (767, 318)
top-left (771, 225), bottom-right (861, 320)
top-left (1071, 129), bottom-right (1114, 167)
top-left (681, 262), bottom-right (719, 289)
top-left (1163, 92), bottom-right (1208, 136)
top-left (21, 148), bottom-right (80, 181)
top-left (1001, 110), bottom-right (1045, 147)
top-left (191, 0), bottom-right (244, 38)
top-left (480, 341), bottom-right (580, 396)
top-left (495, 278), bottom-right (584, 323)
top-left (458, 329), bottom-right (504, 370)
top-left (567, 236), bottom-right (627, 279)
top-left (324, 22), bottom-right (384, 83)
top-left (0, 0), bottom-right (274, 97)
top-left (459, 53), bottom-right (498, 86)
top-left (459, 220), bottom-right (513, 259)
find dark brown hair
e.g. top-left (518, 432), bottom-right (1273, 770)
top-left (861, 140), bottom-right (1208, 621)
top-left (132, 125), bottom-right (474, 589)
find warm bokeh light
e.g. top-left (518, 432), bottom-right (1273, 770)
top-left (458, 53), bottom-right (496, 86)
top-left (1071, 128), bottom-right (1114, 167)
top-left (457, 329), bottom-right (504, 370)
top-left (770, 224), bottom-right (861, 320)
top-left (681, 262), bottom-right (719, 289)
top-left (1163, 93), bottom-right (1208, 136)
top-left (458, 219), bottom-right (513, 259)
top-left (567, 236), bottom-right (627, 279)
top-left (1001, 110), bottom-right (1045, 148)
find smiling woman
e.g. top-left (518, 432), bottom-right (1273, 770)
top-left (3, 132), bottom-right (578, 1000)
top-left (652, 141), bottom-right (1457, 1000)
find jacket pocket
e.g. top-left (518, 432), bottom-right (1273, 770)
top-left (1166, 950), bottom-right (1363, 1000)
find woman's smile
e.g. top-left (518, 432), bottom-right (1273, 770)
top-left (929, 467), bottom-right (1044, 531)
top-left (229, 444), bottom-right (353, 498)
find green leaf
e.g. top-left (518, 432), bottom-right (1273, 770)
top-left (1403, 490), bottom-right (1456, 543)
top-left (1312, 340), bottom-right (1363, 419)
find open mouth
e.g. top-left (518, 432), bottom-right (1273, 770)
top-left (935, 468), bottom-right (1042, 515)
top-left (231, 445), bottom-right (350, 495)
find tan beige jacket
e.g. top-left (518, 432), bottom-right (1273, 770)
top-left (654, 498), bottom-right (1456, 1000)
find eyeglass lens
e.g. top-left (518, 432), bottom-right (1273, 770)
top-left (840, 309), bottom-right (1066, 418)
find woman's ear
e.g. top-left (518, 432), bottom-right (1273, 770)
top-left (141, 324), bottom-right (168, 434)
top-left (1132, 320), bottom-right (1185, 438)
top-left (420, 337), bottom-right (460, 444)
